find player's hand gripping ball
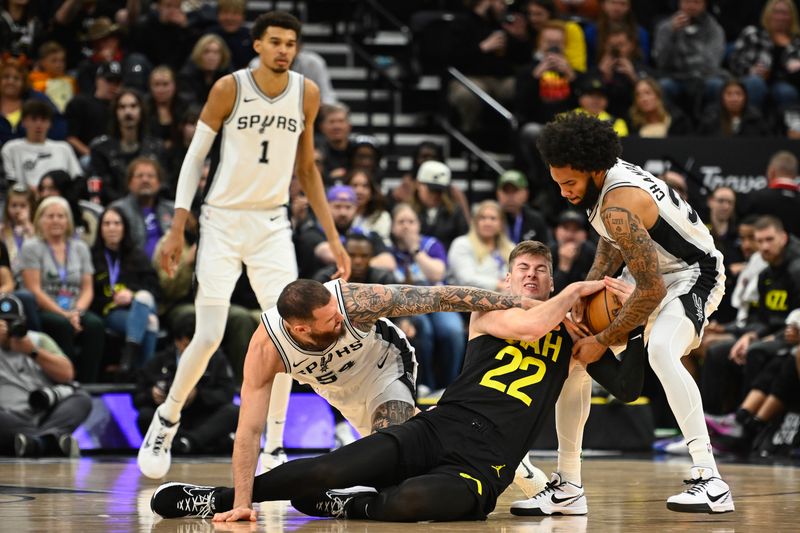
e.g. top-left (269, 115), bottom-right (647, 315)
top-left (583, 287), bottom-right (623, 335)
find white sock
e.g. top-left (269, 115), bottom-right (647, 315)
top-left (265, 372), bottom-right (292, 452)
top-left (688, 437), bottom-right (719, 477)
top-left (160, 305), bottom-right (228, 422)
top-left (556, 364), bottom-right (591, 486)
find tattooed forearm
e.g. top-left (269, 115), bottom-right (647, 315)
top-left (586, 237), bottom-right (624, 281)
top-left (371, 400), bottom-right (415, 431)
top-left (342, 283), bottom-right (525, 323)
top-left (595, 206), bottom-right (665, 346)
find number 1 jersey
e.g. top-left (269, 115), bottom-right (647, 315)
top-left (204, 69), bottom-right (305, 210)
top-left (437, 326), bottom-right (573, 465)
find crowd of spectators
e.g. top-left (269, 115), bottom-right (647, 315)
top-left (0, 0), bottom-right (798, 458)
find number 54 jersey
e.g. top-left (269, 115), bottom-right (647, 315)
top-left (204, 69), bottom-right (305, 211)
top-left (436, 326), bottom-right (573, 466)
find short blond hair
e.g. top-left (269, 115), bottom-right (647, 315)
top-left (508, 240), bottom-right (552, 273)
top-left (34, 196), bottom-right (74, 238)
top-left (190, 34), bottom-right (231, 71)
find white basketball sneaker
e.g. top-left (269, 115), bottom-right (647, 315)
top-left (666, 466), bottom-right (735, 513)
top-left (513, 454), bottom-right (549, 498)
top-left (260, 446), bottom-right (288, 471)
top-left (138, 408), bottom-right (180, 479)
top-left (510, 472), bottom-right (588, 516)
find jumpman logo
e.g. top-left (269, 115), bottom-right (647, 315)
top-left (490, 464), bottom-right (506, 478)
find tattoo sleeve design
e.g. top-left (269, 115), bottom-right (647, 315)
top-left (586, 236), bottom-right (624, 281)
top-left (371, 400), bottom-right (415, 431)
top-left (342, 283), bottom-right (524, 324)
top-left (595, 206), bottom-right (665, 346)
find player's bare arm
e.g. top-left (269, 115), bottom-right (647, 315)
top-left (161, 75), bottom-right (235, 276)
top-left (470, 280), bottom-right (603, 342)
top-left (594, 189), bottom-right (665, 347)
top-left (340, 282), bottom-right (534, 328)
top-left (586, 238), bottom-right (624, 282)
top-left (371, 400), bottom-right (416, 431)
top-left (214, 323), bottom-right (284, 523)
top-left (296, 79), bottom-right (351, 280)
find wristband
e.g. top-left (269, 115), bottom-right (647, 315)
top-left (29, 348), bottom-right (39, 360)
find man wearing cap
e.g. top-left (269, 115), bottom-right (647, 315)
top-left (296, 185), bottom-right (395, 279)
top-left (65, 61), bottom-right (122, 160)
top-left (496, 169), bottom-right (551, 245)
top-left (572, 73), bottom-right (628, 137)
top-left (414, 161), bottom-right (468, 250)
top-left (0, 294), bottom-right (91, 458)
top-left (550, 209), bottom-right (597, 294)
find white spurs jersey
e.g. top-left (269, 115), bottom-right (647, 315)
top-left (203, 69), bottom-right (305, 210)
top-left (261, 280), bottom-right (417, 397)
top-left (588, 159), bottom-right (724, 293)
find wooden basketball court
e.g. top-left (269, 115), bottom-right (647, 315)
top-left (1, 455), bottom-right (797, 532)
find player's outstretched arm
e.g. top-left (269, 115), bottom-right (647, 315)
top-left (214, 323), bottom-right (283, 523)
top-left (295, 79), bottom-right (350, 280)
top-left (585, 326), bottom-right (646, 403)
top-left (340, 282), bottom-right (538, 323)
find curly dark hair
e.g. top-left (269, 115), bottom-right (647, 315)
top-left (536, 113), bottom-right (622, 172)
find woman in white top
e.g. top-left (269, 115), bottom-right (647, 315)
top-left (447, 200), bottom-right (515, 291)
top-left (349, 169), bottom-right (391, 245)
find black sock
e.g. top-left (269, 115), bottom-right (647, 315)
top-left (735, 407), bottom-right (753, 426)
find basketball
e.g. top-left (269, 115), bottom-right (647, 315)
top-left (584, 288), bottom-right (623, 335)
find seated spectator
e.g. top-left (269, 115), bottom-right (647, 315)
top-left (110, 157), bottom-right (175, 260)
top-left (495, 169), bottom-right (552, 243)
top-left (90, 88), bottom-right (165, 204)
top-left (296, 185), bottom-right (394, 278)
top-left (129, 0), bottom-right (198, 73)
top-left (0, 238), bottom-right (39, 332)
top-left (1, 100), bottom-right (82, 191)
top-left (697, 79), bottom-right (773, 137)
top-left (652, 0), bottom-right (726, 117)
top-left (208, 0), bottom-right (254, 70)
top-left (177, 33), bottom-right (231, 104)
top-left (316, 103), bottom-right (352, 183)
top-left (313, 233), bottom-right (397, 285)
top-left (1, 182), bottom-right (36, 266)
top-left (91, 207), bottom-right (160, 378)
top-left (447, 0), bottom-right (528, 134)
top-left (550, 209), bottom-right (597, 294)
top-left (740, 150), bottom-right (800, 238)
top-left (145, 66), bottom-right (188, 150)
top-left (660, 170), bottom-right (690, 202)
top-left (728, 0), bottom-right (800, 113)
top-left (163, 106), bottom-right (200, 196)
top-left (28, 41), bottom-right (76, 114)
top-left (64, 61), bottom-right (121, 163)
top-left (346, 134), bottom-right (383, 181)
top-left (582, 0), bottom-right (650, 64)
top-left (19, 197), bottom-right (105, 383)
top-left (412, 161), bottom-right (468, 250)
top-left (524, 0), bottom-right (588, 73)
top-left (594, 24), bottom-right (652, 119)
top-left (0, 294), bottom-right (91, 457)
top-left (0, 0), bottom-right (43, 58)
top-left (628, 78), bottom-right (693, 137)
top-left (447, 200), bottom-right (515, 290)
top-left (390, 140), bottom-right (443, 208)
top-left (348, 169), bottom-right (391, 245)
top-left (390, 202), bottom-right (465, 390)
top-left (0, 55), bottom-right (65, 145)
top-left (707, 186), bottom-right (741, 323)
top-left (134, 313), bottom-right (238, 455)
top-left (38, 170), bottom-right (102, 248)
top-left (571, 73), bottom-right (629, 136)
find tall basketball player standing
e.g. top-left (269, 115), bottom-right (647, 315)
top-left (138, 11), bottom-right (350, 479)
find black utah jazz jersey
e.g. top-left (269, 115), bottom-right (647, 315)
top-left (437, 324), bottom-right (573, 464)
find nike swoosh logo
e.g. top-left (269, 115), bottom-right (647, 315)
top-left (708, 490), bottom-right (729, 503)
top-left (292, 358), bottom-right (309, 368)
top-left (376, 353), bottom-right (390, 369)
top-left (244, 97), bottom-right (257, 103)
top-left (551, 493), bottom-right (581, 504)
top-left (269, 215), bottom-right (281, 221)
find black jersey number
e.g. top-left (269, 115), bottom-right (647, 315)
top-left (479, 346), bottom-right (547, 406)
top-left (259, 140), bottom-right (270, 164)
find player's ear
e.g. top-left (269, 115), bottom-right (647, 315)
top-left (253, 39), bottom-right (262, 54)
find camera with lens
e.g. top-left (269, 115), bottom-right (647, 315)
top-left (29, 383), bottom-right (76, 410)
top-left (610, 46), bottom-right (622, 59)
top-left (0, 294), bottom-right (27, 338)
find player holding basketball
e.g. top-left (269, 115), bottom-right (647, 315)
top-left (513, 113), bottom-right (734, 515)
top-left (138, 11), bottom-right (350, 479)
top-left (151, 241), bottom-right (646, 522)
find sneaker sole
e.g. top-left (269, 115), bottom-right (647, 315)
top-left (511, 506), bottom-right (588, 517)
top-left (666, 502), bottom-right (735, 514)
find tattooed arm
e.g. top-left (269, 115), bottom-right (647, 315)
top-left (586, 237), bottom-right (625, 281)
top-left (594, 189), bottom-right (666, 347)
top-left (371, 400), bottom-right (416, 431)
top-left (340, 282), bottom-right (532, 327)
